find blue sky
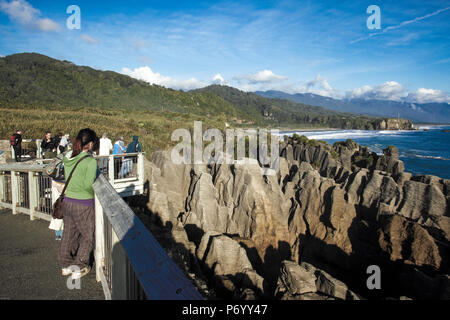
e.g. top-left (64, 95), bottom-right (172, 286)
top-left (0, 0), bottom-right (449, 103)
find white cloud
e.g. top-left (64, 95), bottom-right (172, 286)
top-left (297, 75), bottom-right (342, 99)
top-left (346, 81), bottom-right (407, 101)
top-left (0, 54), bottom-right (4, 58)
top-left (81, 34), bottom-right (99, 44)
top-left (212, 73), bottom-right (226, 84)
top-left (346, 81), bottom-right (450, 103)
top-left (121, 66), bottom-right (205, 91)
top-left (386, 33), bottom-right (420, 47)
top-left (406, 88), bottom-right (450, 104)
top-left (37, 18), bottom-right (60, 32)
top-left (235, 69), bottom-right (288, 84)
top-left (230, 73), bottom-right (343, 98)
top-left (0, 0), bottom-right (60, 32)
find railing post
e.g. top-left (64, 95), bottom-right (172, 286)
top-left (11, 146), bottom-right (15, 161)
top-left (108, 155), bottom-right (115, 185)
top-left (28, 172), bottom-right (38, 220)
top-left (95, 195), bottom-right (105, 283)
top-left (11, 171), bottom-right (18, 215)
top-left (36, 140), bottom-right (42, 159)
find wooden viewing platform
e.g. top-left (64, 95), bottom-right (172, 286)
top-left (0, 154), bottom-right (203, 300)
top-left (0, 209), bottom-right (104, 300)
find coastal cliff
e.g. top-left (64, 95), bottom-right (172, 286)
top-left (376, 118), bottom-right (415, 130)
top-left (133, 136), bottom-right (448, 300)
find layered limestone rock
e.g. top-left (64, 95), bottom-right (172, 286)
top-left (278, 137), bottom-right (449, 299)
top-left (145, 153), bottom-right (291, 293)
top-left (142, 136), bottom-right (449, 299)
top-left (275, 261), bottom-right (361, 300)
top-left (196, 232), bottom-right (265, 298)
top-left (376, 118), bottom-right (415, 130)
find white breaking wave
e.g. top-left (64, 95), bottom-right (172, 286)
top-left (418, 125), bottom-right (448, 130)
top-left (411, 154), bottom-right (450, 161)
top-left (279, 130), bottom-right (406, 141)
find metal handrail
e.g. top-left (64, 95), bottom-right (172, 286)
top-left (0, 167), bottom-right (53, 220)
top-left (93, 174), bottom-right (203, 300)
top-left (0, 153), bottom-right (146, 219)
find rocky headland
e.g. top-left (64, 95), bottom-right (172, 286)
top-left (375, 118), bottom-right (415, 130)
top-left (131, 135), bottom-right (448, 300)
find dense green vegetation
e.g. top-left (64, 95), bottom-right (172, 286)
top-left (0, 106), bottom-right (227, 155)
top-left (0, 53), bottom-right (242, 119)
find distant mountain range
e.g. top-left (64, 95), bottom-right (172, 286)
top-left (255, 90), bottom-right (450, 124)
top-left (194, 85), bottom-right (413, 130)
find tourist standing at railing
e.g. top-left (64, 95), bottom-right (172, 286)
top-left (113, 136), bottom-right (126, 155)
top-left (119, 136), bottom-right (141, 178)
top-left (126, 136), bottom-right (142, 154)
top-left (10, 130), bottom-right (22, 162)
top-left (113, 136), bottom-right (126, 179)
top-left (99, 133), bottom-right (113, 174)
top-left (41, 131), bottom-right (57, 159)
top-left (58, 134), bottom-right (70, 154)
top-left (59, 128), bottom-right (99, 280)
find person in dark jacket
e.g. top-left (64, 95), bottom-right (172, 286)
top-left (41, 131), bottom-right (57, 159)
top-left (11, 130), bottom-right (22, 162)
top-left (126, 136), bottom-right (142, 153)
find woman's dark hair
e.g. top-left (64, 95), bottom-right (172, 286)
top-left (72, 128), bottom-right (99, 157)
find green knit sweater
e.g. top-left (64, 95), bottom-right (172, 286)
top-left (63, 151), bottom-right (98, 200)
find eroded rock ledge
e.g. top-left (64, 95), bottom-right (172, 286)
top-left (133, 136), bottom-right (449, 300)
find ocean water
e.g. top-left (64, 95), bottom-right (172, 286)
top-left (280, 125), bottom-right (450, 179)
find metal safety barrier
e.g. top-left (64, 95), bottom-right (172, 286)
top-left (0, 165), bottom-right (55, 221)
top-left (93, 174), bottom-right (203, 300)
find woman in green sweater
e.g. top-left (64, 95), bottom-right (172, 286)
top-left (59, 128), bottom-right (99, 280)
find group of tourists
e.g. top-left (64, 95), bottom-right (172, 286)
top-left (10, 130), bottom-right (71, 162)
top-left (98, 134), bottom-right (142, 177)
top-left (10, 130), bottom-right (141, 163)
top-left (41, 132), bottom-right (71, 159)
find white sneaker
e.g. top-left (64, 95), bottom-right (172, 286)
top-left (62, 267), bottom-right (73, 276)
top-left (71, 266), bottom-right (91, 280)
